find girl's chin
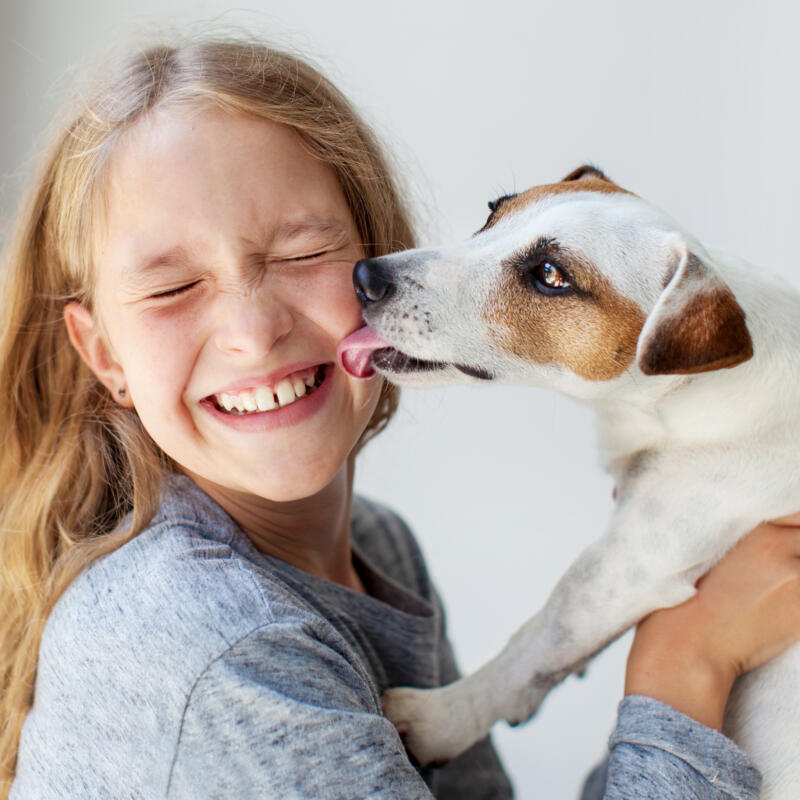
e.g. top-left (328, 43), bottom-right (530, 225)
top-left (191, 460), bottom-right (350, 503)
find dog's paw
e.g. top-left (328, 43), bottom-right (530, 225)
top-left (381, 685), bottom-right (480, 767)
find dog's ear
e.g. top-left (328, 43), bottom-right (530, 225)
top-left (636, 247), bottom-right (753, 375)
top-left (561, 165), bottom-right (610, 183)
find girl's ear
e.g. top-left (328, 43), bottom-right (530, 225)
top-left (63, 302), bottom-right (133, 406)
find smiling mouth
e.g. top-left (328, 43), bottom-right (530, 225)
top-left (207, 364), bottom-right (328, 415)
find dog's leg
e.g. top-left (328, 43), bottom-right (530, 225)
top-left (383, 473), bottom-right (759, 766)
top-left (383, 534), bottom-right (701, 764)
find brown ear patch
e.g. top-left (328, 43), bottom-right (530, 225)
top-left (638, 284), bottom-right (753, 375)
top-left (482, 171), bottom-right (632, 232)
top-left (561, 165), bottom-right (610, 183)
top-left (485, 247), bottom-right (646, 381)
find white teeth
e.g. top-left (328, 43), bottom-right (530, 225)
top-left (213, 367), bottom-right (322, 415)
top-left (275, 379), bottom-right (295, 407)
top-left (255, 386), bottom-right (277, 411)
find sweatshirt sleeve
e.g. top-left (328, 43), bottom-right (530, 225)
top-left (166, 621), bottom-right (436, 800)
top-left (580, 696), bottom-right (762, 800)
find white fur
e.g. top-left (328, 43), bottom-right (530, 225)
top-left (365, 187), bottom-right (800, 798)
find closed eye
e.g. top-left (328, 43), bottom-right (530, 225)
top-left (286, 250), bottom-right (328, 262)
top-left (265, 249), bottom-right (336, 267)
top-left (150, 280), bottom-right (201, 299)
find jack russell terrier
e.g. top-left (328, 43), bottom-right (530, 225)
top-left (337, 166), bottom-right (800, 799)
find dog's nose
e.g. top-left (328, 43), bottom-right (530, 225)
top-left (353, 258), bottom-right (395, 305)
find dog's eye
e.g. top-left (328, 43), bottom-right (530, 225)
top-left (530, 261), bottom-right (571, 294)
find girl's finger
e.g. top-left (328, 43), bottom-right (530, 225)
top-left (768, 511), bottom-right (800, 527)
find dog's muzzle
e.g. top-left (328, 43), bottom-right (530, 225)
top-left (342, 257), bottom-right (495, 383)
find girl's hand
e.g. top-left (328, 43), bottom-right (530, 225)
top-left (624, 514), bottom-right (800, 730)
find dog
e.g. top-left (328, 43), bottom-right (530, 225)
top-left (337, 166), bottom-right (800, 798)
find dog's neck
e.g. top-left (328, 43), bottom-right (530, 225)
top-left (593, 354), bottom-right (781, 485)
top-left (592, 379), bottom-right (683, 474)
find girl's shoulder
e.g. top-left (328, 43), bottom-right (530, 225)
top-left (21, 477), bottom-right (440, 797)
top-left (41, 477), bottom-right (436, 685)
top-left (41, 475), bottom-right (319, 685)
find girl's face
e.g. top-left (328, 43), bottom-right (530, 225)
top-left (67, 106), bottom-right (381, 502)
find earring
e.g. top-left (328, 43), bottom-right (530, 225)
top-left (118, 387), bottom-right (127, 398)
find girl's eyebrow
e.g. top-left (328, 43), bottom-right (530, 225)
top-left (123, 246), bottom-right (189, 283)
top-left (272, 218), bottom-right (348, 242)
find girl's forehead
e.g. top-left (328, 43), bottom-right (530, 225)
top-left (93, 106), bottom-right (355, 279)
top-left (108, 105), bottom-right (312, 188)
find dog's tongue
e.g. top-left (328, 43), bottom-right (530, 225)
top-left (337, 326), bottom-right (391, 379)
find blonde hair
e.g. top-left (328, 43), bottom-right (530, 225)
top-left (0, 37), bottom-right (415, 794)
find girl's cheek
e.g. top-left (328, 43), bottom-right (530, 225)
top-left (320, 272), bottom-right (364, 321)
top-left (117, 311), bottom-right (192, 379)
top-left (282, 270), bottom-right (363, 332)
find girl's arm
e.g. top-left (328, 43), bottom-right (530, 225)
top-left (625, 515), bottom-right (800, 729)
top-left (583, 516), bottom-right (800, 800)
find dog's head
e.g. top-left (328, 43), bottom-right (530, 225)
top-left (338, 166), bottom-right (753, 396)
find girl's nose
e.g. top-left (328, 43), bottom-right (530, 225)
top-left (212, 289), bottom-right (294, 358)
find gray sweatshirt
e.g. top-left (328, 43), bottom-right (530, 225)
top-left (11, 474), bottom-right (761, 799)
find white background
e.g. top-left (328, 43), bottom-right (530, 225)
top-left (2, 1), bottom-right (799, 796)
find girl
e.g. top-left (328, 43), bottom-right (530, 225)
top-left (1, 36), bottom-right (798, 799)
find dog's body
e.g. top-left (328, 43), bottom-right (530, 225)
top-left (337, 167), bottom-right (800, 798)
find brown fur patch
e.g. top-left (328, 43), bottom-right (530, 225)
top-left (484, 176), bottom-right (632, 231)
top-left (638, 286), bottom-right (753, 375)
top-left (485, 248), bottom-right (646, 381)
